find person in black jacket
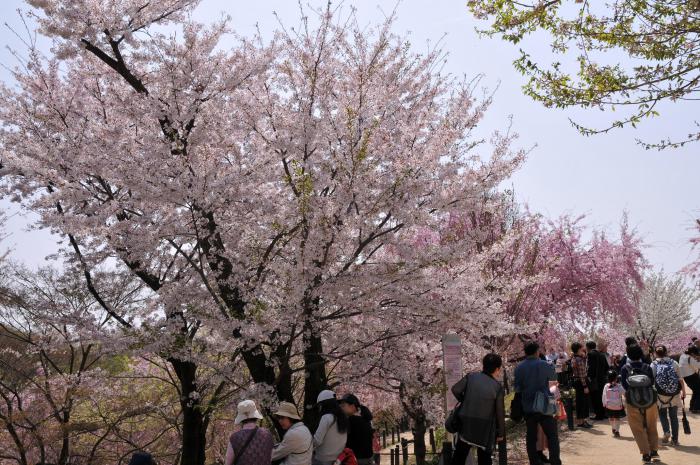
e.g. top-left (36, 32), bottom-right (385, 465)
top-left (339, 394), bottom-right (374, 465)
top-left (586, 340), bottom-right (609, 420)
top-left (451, 353), bottom-right (506, 465)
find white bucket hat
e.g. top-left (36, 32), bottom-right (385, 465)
top-left (235, 400), bottom-right (264, 424)
top-left (317, 389), bottom-right (336, 403)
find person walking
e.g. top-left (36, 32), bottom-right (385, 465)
top-left (339, 393), bottom-right (374, 465)
top-left (272, 402), bottom-right (314, 465)
top-left (313, 390), bottom-right (348, 465)
top-left (586, 340), bottom-right (609, 420)
top-left (652, 345), bottom-right (687, 446)
top-left (601, 370), bottom-right (626, 438)
top-left (570, 342), bottom-right (592, 429)
top-left (679, 345), bottom-right (700, 413)
top-left (450, 353), bottom-right (506, 465)
top-left (225, 400), bottom-right (274, 465)
top-left (621, 344), bottom-right (659, 464)
top-left (514, 342), bottom-right (561, 465)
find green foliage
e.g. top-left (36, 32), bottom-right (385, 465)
top-left (467, 0), bottom-right (700, 149)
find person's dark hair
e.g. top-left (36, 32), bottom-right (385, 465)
top-left (625, 336), bottom-right (638, 348)
top-left (340, 393), bottom-right (360, 408)
top-left (627, 344), bottom-right (644, 361)
top-left (319, 398), bottom-right (348, 433)
top-left (607, 370), bottom-right (619, 383)
top-left (686, 345), bottom-right (700, 356)
top-left (129, 452), bottom-right (156, 465)
top-left (524, 341), bottom-right (540, 356)
top-left (340, 394), bottom-right (373, 422)
top-left (482, 353), bottom-right (503, 375)
top-left (570, 342), bottom-right (583, 355)
top-left (655, 345), bottom-right (668, 358)
top-left (585, 340), bottom-right (597, 351)
top-left (359, 404), bottom-right (373, 422)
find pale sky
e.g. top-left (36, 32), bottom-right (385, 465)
top-left (1, 0), bottom-right (699, 318)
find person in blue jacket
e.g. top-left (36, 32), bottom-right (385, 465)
top-left (514, 341), bottom-right (560, 465)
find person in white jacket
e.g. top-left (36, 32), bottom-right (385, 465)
top-left (679, 345), bottom-right (700, 413)
top-left (312, 390), bottom-right (348, 465)
top-left (272, 402), bottom-right (313, 465)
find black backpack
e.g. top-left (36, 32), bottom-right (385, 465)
top-left (625, 363), bottom-right (657, 410)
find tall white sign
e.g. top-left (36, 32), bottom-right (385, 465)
top-left (442, 334), bottom-right (463, 411)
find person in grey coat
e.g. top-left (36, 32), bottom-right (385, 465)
top-left (450, 353), bottom-right (506, 465)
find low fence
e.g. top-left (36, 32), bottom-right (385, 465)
top-left (381, 431), bottom-right (440, 465)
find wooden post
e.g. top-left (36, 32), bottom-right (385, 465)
top-left (564, 396), bottom-right (575, 430)
top-left (441, 441), bottom-right (453, 465)
top-left (429, 428), bottom-right (436, 454)
top-left (395, 445), bottom-right (400, 465)
top-left (390, 448), bottom-right (396, 465)
top-left (498, 438), bottom-right (507, 465)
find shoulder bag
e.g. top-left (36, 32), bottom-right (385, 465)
top-left (234, 427), bottom-right (259, 465)
top-left (445, 375), bottom-right (469, 433)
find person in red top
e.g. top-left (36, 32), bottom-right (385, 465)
top-left (372, 431), bottom-right (381, 465)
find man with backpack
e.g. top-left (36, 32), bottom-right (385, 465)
top-left (651, 345), bottom-right (686, 446)
top-left (621, 344), bottom-right (659, 464)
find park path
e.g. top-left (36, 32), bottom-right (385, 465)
top-left (560, 410), bottom-right (700, 465)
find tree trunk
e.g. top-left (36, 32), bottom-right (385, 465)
top-left (171, 358), bottom-right (207, 465)
top-left (302, 320), bottom-right (328, 430)
top-left (398, 382), bottom-right (428, 465)
top-left (413, 417), bottom-right (428, 465)
top-left (57, 420), bottom-right (70, 465)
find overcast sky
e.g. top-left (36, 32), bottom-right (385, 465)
top-left (1, 0), bottom-right (698, 318)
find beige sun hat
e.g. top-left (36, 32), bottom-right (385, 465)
top-left (235, 400), bottom-right (264, 425)
top-left (273, 401), bottom-right (301, 420)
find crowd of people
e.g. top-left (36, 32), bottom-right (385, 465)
top-left (222, 392), bottom-right (378, 465)
top-left (125, 336), bottom-right (700, 465)
top-left (447, 336), bottom-right (700, 465)
top-left (126, 391), bottom-right (378, 465)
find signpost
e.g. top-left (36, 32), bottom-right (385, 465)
top-left (442, 334), bottom-right (463, 411)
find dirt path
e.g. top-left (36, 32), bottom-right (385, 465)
top-left (560, 410), bottom-right (700, 465)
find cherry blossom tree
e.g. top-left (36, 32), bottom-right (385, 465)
top-left (1, 1), bottom-right (279, 462)
top-left (0, 265), bottom-right (145, 465)
top-left (484, 213), bottom-right (646, 355)
top-left (0, 2), bottom-right (648, 464)
top-left (1, 0), bottom-right (528, 452)
top-left (625, 270), bottom-right (699, 349)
